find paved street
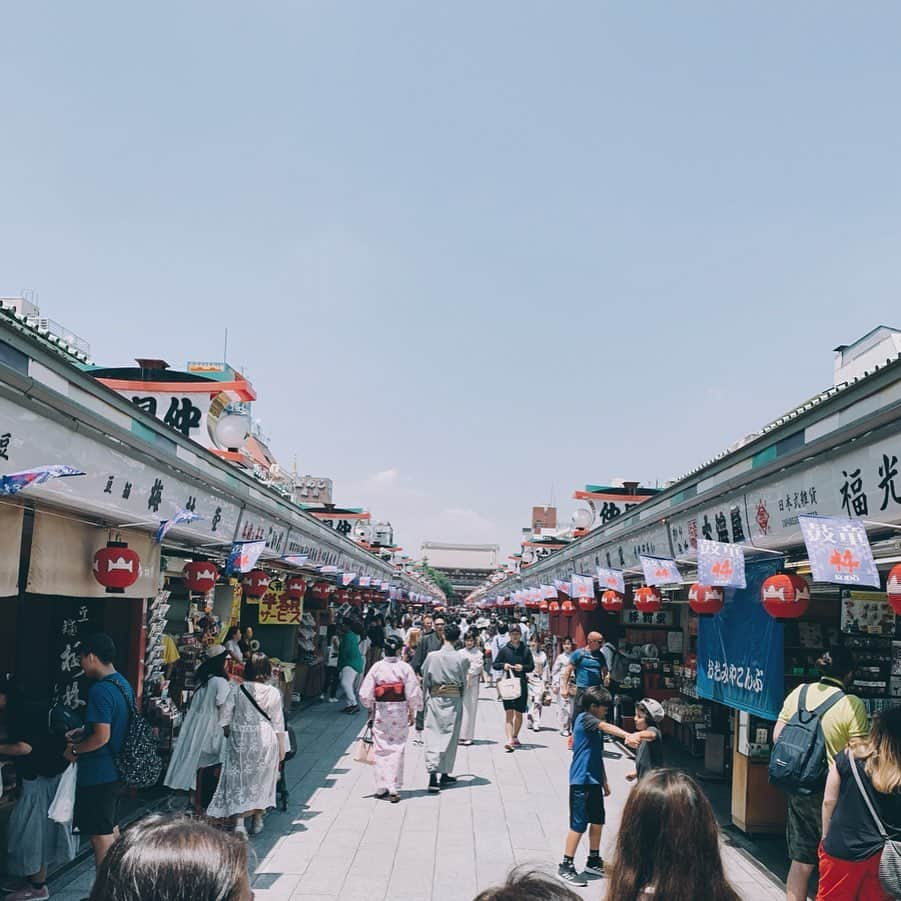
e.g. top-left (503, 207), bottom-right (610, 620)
top-left (50, 683), bottom-right (787, 901)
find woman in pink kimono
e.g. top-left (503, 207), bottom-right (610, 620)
top-left (358, 635), bottom-right (423, 803)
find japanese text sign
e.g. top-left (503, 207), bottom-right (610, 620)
top-left (799, 515), bottom-right (880, 588)
top-left (640, 555), bottom-right (682, 587)
top-left (571, 574), bottom-right (594, 599)
top-left (697, 539), bottom-right (747, 589)
top-left (596, 566), bottom-right (625, 594)
top-left (258, 588), bottom-right (303, 625)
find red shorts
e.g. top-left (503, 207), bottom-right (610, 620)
top-left (817, 843), bottom-right (892, 901)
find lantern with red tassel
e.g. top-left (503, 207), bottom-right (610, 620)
top-left (578, 595), bottom-right (598, 612)
top-left (242, 569), bottom-right (270, 599)
top-left (689, 583), bottom-right (725, 616)
top-left (761, 573), bottom-right (810, 619)
top-left (93, 541), bottom-right (141, 594)
top-left (634, 586), bottom-right (662, 614)
top-left (561, 600), bottom-right (576, 617)
top-left (285, 577), bottom-right (307, 601)
top-left (183, 560), bottom-right (219, 594)
top-left (887, 564), bottom-right (901, 614)
top-left (601, 590), bottom-right (624, 613)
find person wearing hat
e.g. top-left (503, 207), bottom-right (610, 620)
top-left (164, 644), bottom-right (233, 809)
top-left (625, 698), bottom-right (665, 782)
top-left (491, 624), bottom-right (535, 752)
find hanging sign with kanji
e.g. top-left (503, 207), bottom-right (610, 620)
top-left (798, 514), bottom-right (880, 588)
top-left (258, 581), bottom-right (304, 625)
top-left (697, 538), bottom-right (747, 589)
top-left (570, 574), bottom-right (594, 599)
top-left (640, 555), bottom-right (682, 587)
top-left (596, 566), bottom-right (625, 594)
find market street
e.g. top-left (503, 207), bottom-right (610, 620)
top-left (50, 684), bottom-right (786, 901)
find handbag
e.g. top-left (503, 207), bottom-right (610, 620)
top-left (847, 749), bottom-right (901, 898)
top-left (354, 722), bottom-right (375, 765)
top-left (497, 671), bottom-right (522, 702)
top-left (48, 763), bottom-right (77, 824)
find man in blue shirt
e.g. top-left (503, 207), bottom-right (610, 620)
top-left (64, 633), bottom-right (133, 870)
top-left (561, 631), bottom-right (611, 738)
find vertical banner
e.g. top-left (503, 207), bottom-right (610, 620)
top-left (571, 574), bottom-right (595, 599)
top-left (640, 556), bottom-right (682, 587)
top-left (697, 558), bottom-right (785, 720)
top-left (799, 515), bottom-right (880, 588)
top-left (697, 538), bottom-right (747, 589)
top-left (596, 567), bottom-right (625, 594)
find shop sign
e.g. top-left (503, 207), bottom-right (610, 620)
top-left (258, 583), bottom-right (303, 625)
top-left (799, 515), bottom-right (880, 588)
top-left (668, 501), bottom-right (751, 559)
top-left (599, 522), bottom-right (670, 571)
top-left (841, 590), bottom-right (894, 636)
top-left (697, 538), bottom-right (747, 589)
top-left (640, 555), bottom-right (682, 587)
top-left (127, 391), bottom-right (214, 446)
top-left (235, 511), bottom-right (288, 555)
top-left (51, 599), bottom-right (105, 712)
top-left (621, 608), bottom-right (675, 627)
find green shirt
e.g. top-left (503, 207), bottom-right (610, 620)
top-left (338, 632), bottom-right (364, 673)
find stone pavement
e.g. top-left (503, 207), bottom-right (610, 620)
top-left (49, 683), bottom-right (787, 901)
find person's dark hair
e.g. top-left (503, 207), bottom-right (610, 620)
top-left (497, 622), bottom-right (508, 635)
top-left (88, 813), bottom-right (249, 901)
top-left (384, 635), bottom-right (403, 657)
top-left (465, 629), bottom-right (479, 642)
top-left (195, 652), bottom-right (227, 689)
top-left (561, 636), bottom-right (574, 648)
top-left (246, 653), bottom-right (272, 682)
top-left (80, 633), bottom-right (117, 665)
top-left (817, 645), bottom-right (856, 682)
top-left (225, 626), bottom-right (241, 643)
top-left (606, 770), bottom-right (741, 901)
top-left (444, 624), bottom-right (461, 643)
top-left (472, 866), bottom-right (581, 901)
top-left (582, 686), bottom-right (612, 711)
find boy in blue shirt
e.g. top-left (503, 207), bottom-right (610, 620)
top-left (559, 686), bottom-right (614, 887)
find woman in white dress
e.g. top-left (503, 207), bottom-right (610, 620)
top-left (551, 636), bottom-right (574, 736)
top-left (164, 645), bottom-right (232, 795)
top-left (206, 654), bottom-right (285, 836)
top-left (526, 637), bottom-right (549, 731)
top-left (458, 630), bottom-right (484, 745)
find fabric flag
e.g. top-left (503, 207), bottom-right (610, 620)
top-left (799, 514), bottom-right (880, 588)
top-left (0, 464), bottom-right (85, 496)
top-left (357, 575), bottom-right (371, 587)
top-left (318, 564), bottom-right (338, 574)
top-left (554, 579), bottom-right (571, 596)
top-left (596, 566), bottom-right (625, 594)
top-left (280, 554), bottom-right (309, 568)
top-left (697, 539), bottom-right (747, 589)
top-left (540, 584), bottom-right (557, 599)
top-left (338, 572), bottom-right (358, 588)
top-left (155, 508), bottom-right (203, 544)
top-left (640, 555), bottom-right (682, 587)
top-left (571, 574), bottom-right (594, 599)
top-left (226, 539), bottom-right (266, 574)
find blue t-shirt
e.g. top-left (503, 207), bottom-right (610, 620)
top-left (570, 712), bottom-right (605, 785)
top-left (77, 672), bottom-right (133, 786)
top-left (570, 648), bottom-right (607, 689)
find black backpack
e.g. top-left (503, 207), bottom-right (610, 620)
top-left (107, 678), bottom-right (164, 790)
top-left (768, 684), bottom-right (845, 796)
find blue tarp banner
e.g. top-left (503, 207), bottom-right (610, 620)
top-left (697, 558), bottom-right (785, 720)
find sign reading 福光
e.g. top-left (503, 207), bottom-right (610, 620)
top-left (798, 515), bottom-right (880, 588)
top-left (640, 555), bottom-right (681, 587)
top-left (596, 567), bottom-right (625, 594)
top-left (697, 539), bottom-right (747, 589)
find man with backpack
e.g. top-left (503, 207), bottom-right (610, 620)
top-left (63, 633), bottom-right (134, 870)
top-left (771, 645), bottom-right (868, 901)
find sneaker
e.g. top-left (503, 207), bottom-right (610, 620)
top-left (328, 697), bottom-right (339, 703)
top-left (584, 856), bottom-right (605, 876)
top-left (7, 885), bottom-right (50, 901)
top-left (527, 714), bottom-right (534, 729)
top-left (389, 793), bottom-right (401, 804)
top-left (428, 774), bottom-right (440, 794)
top-left (557, 864), bottom-right (588, 887)
top-left (439, 774), bottom-right (457, 786)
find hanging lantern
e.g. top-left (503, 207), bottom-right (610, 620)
top-left (548, 600), bottom-right (560, 614)
top-left (242, 569), bottom-right (270, 599)
top-left (311, 582), bottom-right (331, 601)
top-left (561, 600), bottom-right (576, 617)
top-left (93, 541), bottom-right (141, 594)
top-left (887, 564), bottom-right (901, 614)
top-left (183, 560), bottom-right (219, 594)
top-left (761, 573), bottom-right (810, 619)
top-left (285, 577), bottom-right (307, 601)
top-left (539, 599), bottom-right (549, 613)
top-left (601, 590), bottom-right (624, 613)
top-left (333, 588), bottom-right (349, 604)
top-left (689, 583), bottom-right (725, 616)
top-left (578, 595), bottom-right (598, 612)
top-left (634, 586), bottom-right (662, 614)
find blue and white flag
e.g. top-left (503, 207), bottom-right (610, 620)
top-left (799, 514), bottom-right (880, 588)
top-left (640, 555), bottom-right (682, 587)
top-left (540, 584), bottom-right (557, 600)
top-left (226, 539), bottom-right (266, 574)
top-left (596, 567), bottom-right (625, 594)
top-left (553, 579), bottom-right (571, 596)
top-left (697, 539), bottom-right (747, 589)
top-left (155, 508), bottom-right (203, 544)
top-left (357, 575), bottom-right (372, 588)
top-left (571, 574), bottom-right (595, 599)
top-left (318, 564), bottom-right (339, 574)
top-left (281, 554), bottom-right (309, 568)
top-left (339, 572), bottom-right (358, 588)
top-left (0, 464), bottom-right (84, 496)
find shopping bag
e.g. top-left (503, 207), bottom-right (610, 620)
top-left (48, 763), bottom-right (77, 824)
top-left (497, 672), bottom-right (522, 702)
top-left (353, 723), bottom-right (375, 765)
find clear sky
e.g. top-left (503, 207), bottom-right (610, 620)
top-left (2, 3), bottom-right (899, 560)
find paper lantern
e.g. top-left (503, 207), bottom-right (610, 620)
top-left (311, 582), bottom-right (331, 601)
top-left (689, 583), bottom-right (725, 616)
top-left (634, 586), bottom-right (662, 614)
top-left (761, 573), bottom-right (810, 619)
top-left (539, 599), bottom-right (549, 613)
top-left (887, 564), bottom-right (901, 614)
top-left (548, 600), bottom-right (560, 614)
top-left (601, 590), bottom-right (624, 613)
top-left (242, 569), bottom-right (270, 599)
top-left (333, 588), bottom-right (350, 604)
top-left (93, 541), bottom-right (141, 594)
top-left (285, 577), bottom-right (307, 601)
top-left (578, 595), bottom-right (598, 612)
top-left (182, 560), bottom-right (219, 594)
top-left (561, 600), bottom-right (576, 617)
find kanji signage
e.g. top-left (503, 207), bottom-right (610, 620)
top-left (596, 566), bottom-right (625, 594)
top-left (798, 514), bottom-right (880, 588)
top-left (697, 538), bottom-right (747, 589)
top-left (258, 583), bottom-right (303, 625)
top-left (639, 556), bottom-right (681, 587)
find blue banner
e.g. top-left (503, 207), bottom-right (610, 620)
top-left (697, 538), bottom-right (747, 589)
top-left (697, 558), bottom-right (785, 720)
top-left (799, 514), bottom-right (880, 588)
top-left (640, 555), bottom-right (682, 586)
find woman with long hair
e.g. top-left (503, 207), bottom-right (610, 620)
top-left (818, 706), bottom-right (901, 900)
top-left (164, 645), bottom-right (232, 798)
top-left (357, 635), bottom-right (422, 803)
top-left (88, 814), bottom-right (252, 901)
top-left (402, 628), bottom-right (421, 667)
top-left (206, 653), bottom-right (285, 836)
top-left (605, 769), bottom-right (741, 901)
top-left (458, 629), bottom-right (484, 746)
top-left (526, 637), bottom-right (548, 732)
top-left (551, 637), bottom-right (575, 737)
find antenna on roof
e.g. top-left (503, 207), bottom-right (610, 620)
top-left (223, 328), bottom-right (229, 362)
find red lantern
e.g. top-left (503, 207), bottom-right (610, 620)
top-left (887, 564), bottom-right (901, 614)
top-left (93, 541), bottom-right (141, 594)
top-left (689, 583), bottom-right (725, 616)
top-left (761, 573), bottom-right (810, 619)
top-left (333, 588), bottom-right (349, 604)
top-left (539, 599), bottom-right (549, 613)
top-left (285, 577), bottom-right (307, 601)
top-left (578, 595), bottom-right (598, 612)
top-left (242, 569), bottom-right (270, 598)
top-left (634, 586), bottom-right (662, 614)
top-left (183, 560), bottom-right (219, 594)
top-left (601, 590), bottom-right (624, 613)
top-left (548, 600), bottom-right (560, 614)
top-left (561, 600), bottom-right (576, 617)
top-left (312, 582), bottom-right (331, 601)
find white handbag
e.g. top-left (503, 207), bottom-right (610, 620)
top-left (497, 671), bottom-right (522, 702)
top-left (48, 763), bottom-right (77, 824)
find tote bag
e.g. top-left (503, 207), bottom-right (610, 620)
top-left (354, 722), bottom-right (375, 765)
top-left (497, 672), bottom-right (522, 702)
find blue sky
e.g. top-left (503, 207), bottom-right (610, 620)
top-left (2, 3), bottom-right (900, 558)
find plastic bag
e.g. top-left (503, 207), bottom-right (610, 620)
top-left (48, 763), bottom-right (77, 824)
